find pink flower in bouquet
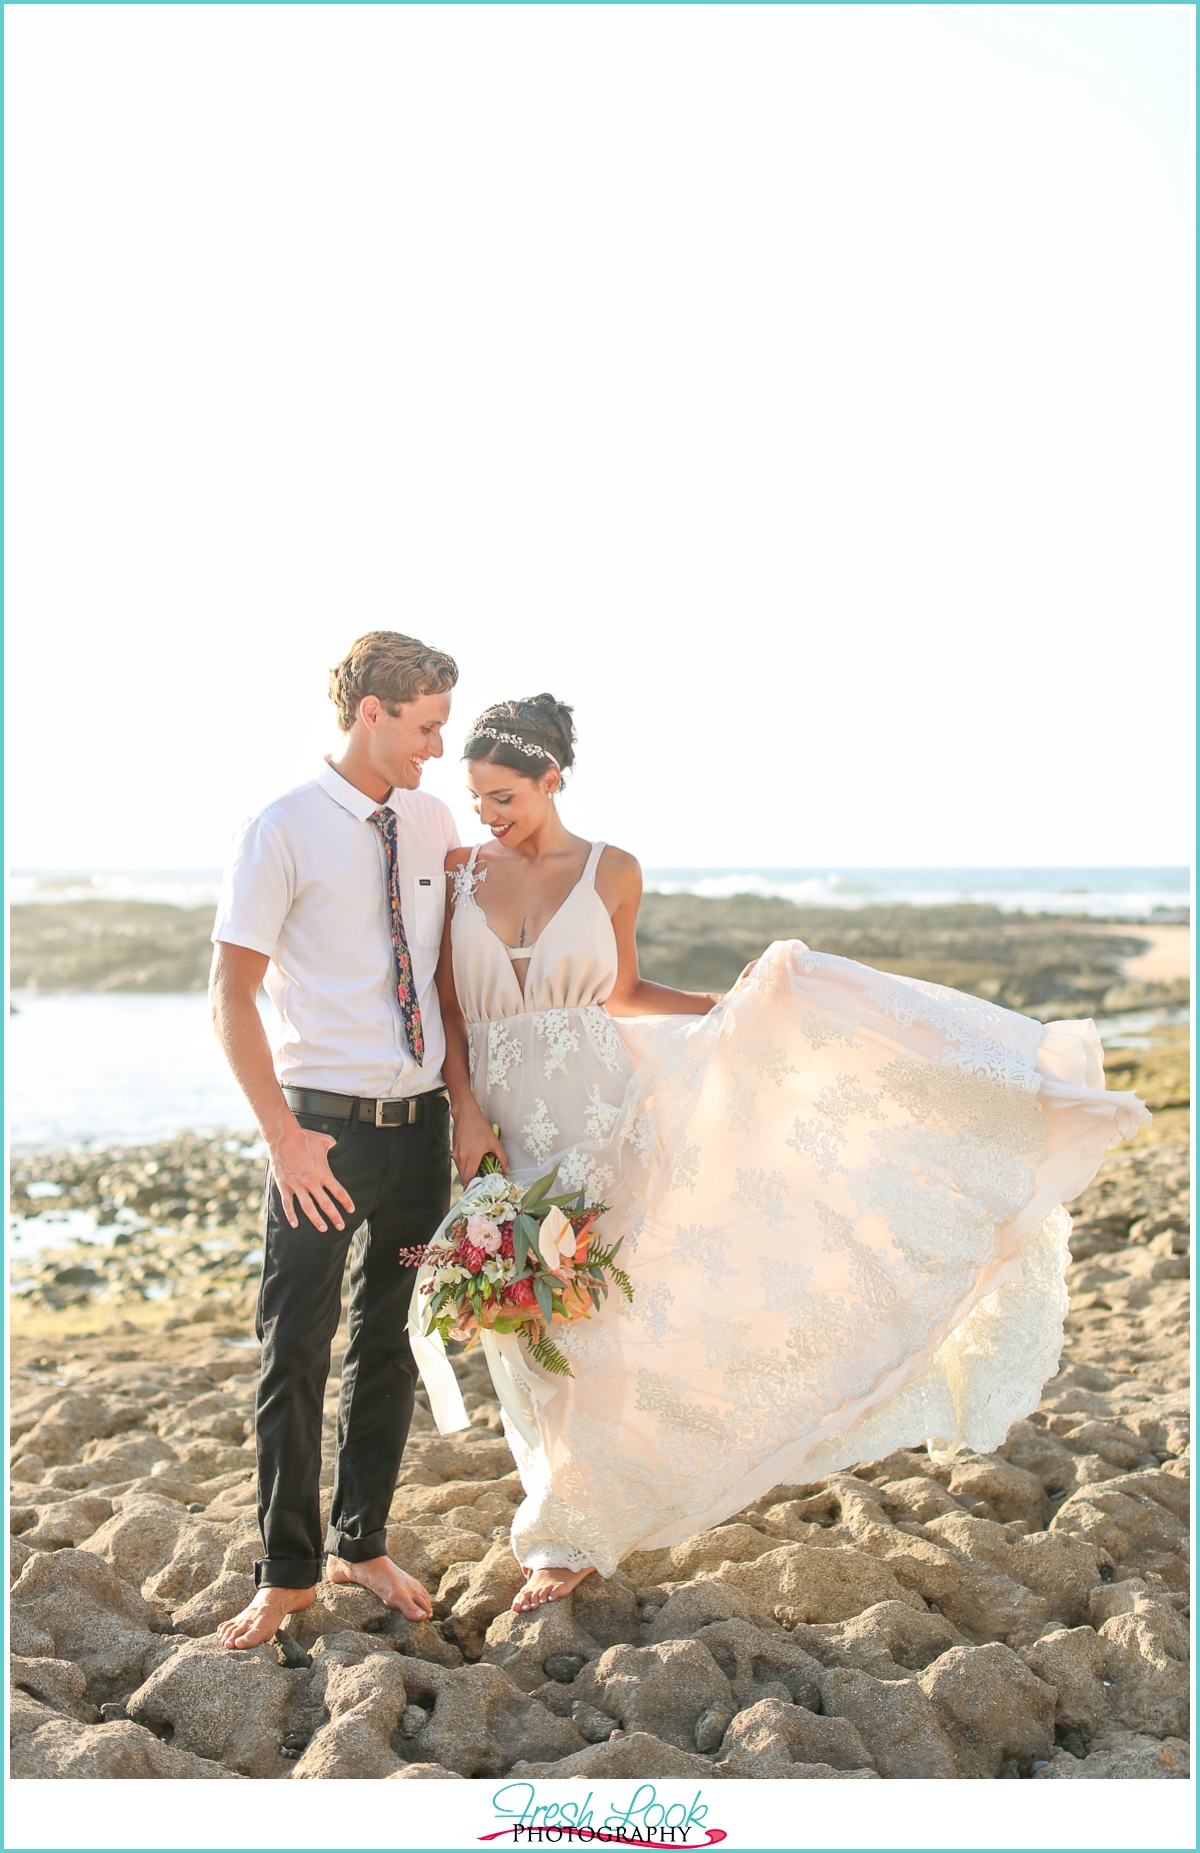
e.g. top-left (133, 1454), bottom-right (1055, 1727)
top-left (465, 1215), bottom-right (503, 1256)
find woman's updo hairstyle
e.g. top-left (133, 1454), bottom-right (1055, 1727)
top-left (463, 694), bottom-right (577, 785)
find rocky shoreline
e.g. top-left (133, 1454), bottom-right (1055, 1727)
top-left (10, 1118), bottom-right (1190, 1781)
top-left (9, 901), bottom-right (1190, 1781)
top-left (11, 897), bottom-right (1191, 1020)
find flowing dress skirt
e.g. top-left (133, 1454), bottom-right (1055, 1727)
top-left (446, 941), bottom-right (1148, 1576)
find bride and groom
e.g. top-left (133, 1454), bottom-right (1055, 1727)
top-left (210, 629), bottom-right (1148, 1652)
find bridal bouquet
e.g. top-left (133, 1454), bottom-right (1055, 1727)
top-left (408, 1163), bottom-right (632, 1377)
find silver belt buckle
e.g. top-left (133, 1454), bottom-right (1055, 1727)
top-left (375, 1098), bottom-right (414, 1127)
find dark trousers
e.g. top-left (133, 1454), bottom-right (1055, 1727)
top-left (253, 1101), bottom-right (451, 1589)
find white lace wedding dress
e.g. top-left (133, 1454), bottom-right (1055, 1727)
top-left (439, 842), bottom-right (1149, 1577)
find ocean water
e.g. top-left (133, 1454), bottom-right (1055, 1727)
top-left (642, 867), bottom-right (1191, 919)
top-left (8, 992), bottom-right (261, 1151)
top-left (11, 865), bottom-right (1192, 918)
top-left (7, 867), bottom-right (1189, 1154)
top-left (12, 870), bottom-right (227, 908)
top-left (8, 989), bottom-right (1189, 1159)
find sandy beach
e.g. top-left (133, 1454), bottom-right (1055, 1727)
top-left (1072, 922), bottom-right (1192, 985)
top-left (9, 898), bottom-right (1190, 1782)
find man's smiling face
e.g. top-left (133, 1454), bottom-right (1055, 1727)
top-left (370, 688), bottom-right (452, 790)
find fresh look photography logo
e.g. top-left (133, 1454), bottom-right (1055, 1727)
top-left (480, 1784), bottom-right (727, 1847)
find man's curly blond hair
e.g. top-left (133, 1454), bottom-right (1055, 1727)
top-left (328, 632), bottom-right (458, 733)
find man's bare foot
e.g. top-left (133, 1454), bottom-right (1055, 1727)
top-left (326, 1553), bottom-right (434, 1621)
top-left (512, 1565), bottom-right (595, 1612)
top-left (216, 1585), bottom-right (315, 1651)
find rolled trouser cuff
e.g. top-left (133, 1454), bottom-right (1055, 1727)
top-left (254, 1557), bottom-right (322, 1590)
top-left (324, 1525), bottom-right (388, 1563)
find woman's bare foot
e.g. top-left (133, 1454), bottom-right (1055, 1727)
top-left (326, 1553), bottom-right (434, 1621)
top-left (512, 1565), bottom-right (594, 1612)
top-left (216, 1585), bottom-right (315, 1651)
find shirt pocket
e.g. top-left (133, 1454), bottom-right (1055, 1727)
top-left (410, 872), bottom-right (446, 949)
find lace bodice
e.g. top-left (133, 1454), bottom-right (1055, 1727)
top-left (450, 841), bottom-right (619, 1022)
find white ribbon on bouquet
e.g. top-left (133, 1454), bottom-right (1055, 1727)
top-left (405, 1259), bottom-right (472, 1435)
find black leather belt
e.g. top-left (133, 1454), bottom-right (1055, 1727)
top-left (283, 1086), bottom-right (449, 1128)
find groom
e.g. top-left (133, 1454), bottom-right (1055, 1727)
top-left (209, 631), bottom-right (460, 1650)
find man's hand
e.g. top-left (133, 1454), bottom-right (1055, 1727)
top-left (452, 1104), bottom-right (508, 1185)
top-left (269, 1116), bottom-right (356, 1233)
top-left (210, 943), bottom-right (358, 1235)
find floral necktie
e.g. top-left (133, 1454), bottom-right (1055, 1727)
top-left (369, 806), bottom-right (424, 1066)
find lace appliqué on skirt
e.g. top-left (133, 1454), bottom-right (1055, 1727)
top-left (521, 1099), bottom-right (560, 1164)
top-left (584, 1087), bottom-right (621, 1143)
top-left (559, 1146), bottom-right (616, 1200)
top-left (585, 1005), bottom-right (626, 1072)
top-left (535, 1008), bottom-right (582, 1079)
top-left (487, 1021), bottom-right (523, 1092)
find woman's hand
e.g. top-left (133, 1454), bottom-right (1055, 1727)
top-left (452, 1103), bottom-right (509, 1183)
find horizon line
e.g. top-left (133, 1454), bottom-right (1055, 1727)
top-left (11, 862), bottom-right (1193, 877)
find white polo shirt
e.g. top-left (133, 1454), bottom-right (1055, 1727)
top-left (212, 761), bottom-right (459, 1098)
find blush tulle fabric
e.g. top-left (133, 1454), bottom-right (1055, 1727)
top-left (440, 843), bottom-right (1150, 1577)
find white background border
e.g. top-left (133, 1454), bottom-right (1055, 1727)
top-left (3, 1777), bottom-right (1197, 1851)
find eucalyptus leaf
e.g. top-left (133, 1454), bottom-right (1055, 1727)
top-left (532, 1275), bottom-right (554, 1323)
top-left (523, 1167), bottom-right (559, 1211)
top-left (513, 1214), bottom-right (538, 1271)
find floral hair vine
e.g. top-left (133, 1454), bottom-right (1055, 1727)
top-left (470, 726), bottom-right (560, 768)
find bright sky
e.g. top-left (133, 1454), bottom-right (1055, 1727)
top-left (6, 4), bottom-right (1194, 871)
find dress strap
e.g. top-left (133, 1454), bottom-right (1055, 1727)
top-left (582, 841), bottom-right (606, 886)
top-left (467, 843), bottom-right (482, 871)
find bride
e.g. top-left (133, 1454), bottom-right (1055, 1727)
top-left (433, 694), bottom-right (1149, 1614)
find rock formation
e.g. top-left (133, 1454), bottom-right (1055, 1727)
top-left (9, 1120), bottom-right (1189, 1780)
